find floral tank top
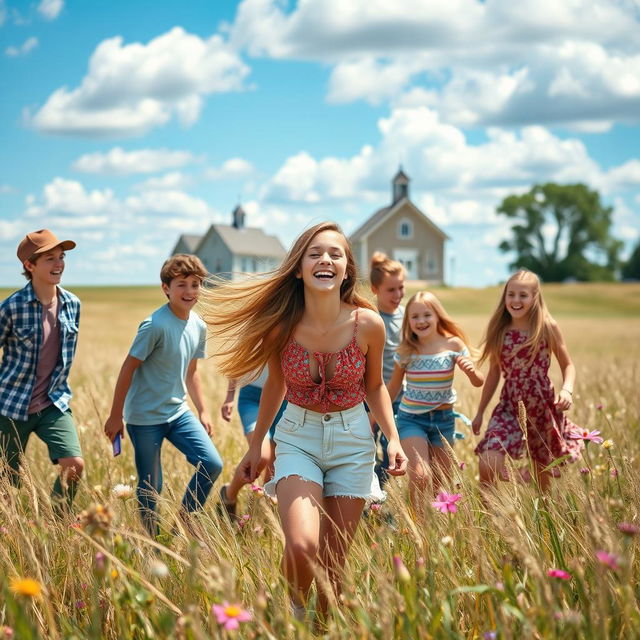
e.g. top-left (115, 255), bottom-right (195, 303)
top-left (281, 310), bottom-right (366, 411)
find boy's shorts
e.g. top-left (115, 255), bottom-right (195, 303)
top-left (265, 402), bottom-right (384, 502)
top-left (237, 384), bottom-right (286, 439)
top-left (396, 408), bottom-right (455, 447)
top-left (0, 405), bottom-right (82, 472)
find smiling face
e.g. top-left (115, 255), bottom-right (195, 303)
top-left (24, 247), bottom-right (65, 286)
top-left (504, 278), bottom-right (536, 322)
top-left (407, 299), bottom-right (438, 340)
top-left (373, 271), bottom-right (405, 314)
top-left (298, 229), bottom-right (349, 294)
top-left (162, 274), bottom-right (202, 319)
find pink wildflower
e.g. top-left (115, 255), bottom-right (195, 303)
top-left (393, 555), bottom-right (411, 583)
top-left (432, 492), bottom-right (462, 514)
top-left (579, 467), bottom-right (590, 475)
top-left (547, 568), bottom-right (571, 580)
top-left (458, 461), bottom-right (466, 470)
top-left (568, 429), bottom-right (604, 444)
top-left (237, 514), bottom-right (251, 529)
top-left (369, 503), bottom-right (382, 512)
top-left (618, 522), bottom-right (640, 536)
top-left (595, 404), bottom-right (604, 410)
top-left (249, 484), bottom-right (264, 494)
top-left (596, 550), bottom-right (620, 571)
top-left (610, 468), bottom-right (619, 478)
top-left (212, 602), bottom-right (251, 630)
top-left (0, 626), bottom-right (14, 640)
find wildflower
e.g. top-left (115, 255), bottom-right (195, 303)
top-left (392, 555), bottom-right (411, 583)
top-left (484, 632), bottom-right (497, 640)
top-left (369, 502), bottom-right (382, 512)
top-left (150, 560), bottom-right (169, 579)
top-left (602, 439), bottom-right (614, 449)
top-left (9, 577), bottom-right (42, 598)
top-left (249, 484), bottom-right (264, 494)
top-left (595, 550), bottom-right (620, 571)
top-left (212, 602), bottom-right (252, 630)
top-left (568, 429), bottom-right (604, 444)
top-left (76, 600), bottom-right (86, 609)
top-left (77, 503), bottom-right (113, 538)
top-left (0, 526), bottom-right (8, 535)
top-left (237, 514), bottom-right (251, 529)
top-left (458, 461), bottom-right (466, 470)
top-left (618, 522), bottom-right (640, 536)
top-left (595, 404), bottom-right (604, 410)
top-left (610, 468), bottom-right (619, 478)
top-left (415, 556), bottom-right (426, 579)
top-left (579, 467), bottom-right (590, 475)
top-left (110, 569), bottom-right (119, 580)
top-left (547, 568), bottom-right (571, 580)
top-left (93, 552), bottom-right (107, 578)
top-left (432, 492), bottom-right (462, 514)
top-left (441, 535), bottom-right (453, 546)
top-left (370, 542), bottom-right (378, 550)
top-left (112, 484), bottom-right (134, 499)
top-left (0, 626), bottom-right (14, 639)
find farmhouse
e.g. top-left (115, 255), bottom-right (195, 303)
top-left (350, 169), bottom-right (448, 284)
top-left (170, 205), bottom-right (286, 279)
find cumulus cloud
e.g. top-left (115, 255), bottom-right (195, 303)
top-left (205, 157), bottom-right (254, 180)
top-left (125, 189), bottom-right (214, 218)
top-left (133, 172), bottom-right (192, 191)
top-left (37, 0), bottom-right (64, 20)
top-left (73, 147), bottom-right (199, 175)
top-left (29, 27), bottom-right (250, 137)
top-left (5, 37), bottom-right (38, 57)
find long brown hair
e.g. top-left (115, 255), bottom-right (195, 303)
top-left (479, 269), bottom-right (556, 365)
top-left (397, 291), bottom-right (470, 362)
top-left (201, 221), bottom-right (374, 380)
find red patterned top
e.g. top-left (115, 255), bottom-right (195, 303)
top-left (281, 310), bottom-right (366, 411)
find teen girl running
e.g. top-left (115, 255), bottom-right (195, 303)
top-left (387, 291), bottom-right (483, 514)
top-left (203, 221), bottom-right (407, 619)
top-left (472, 270), bottom-right (583, 490)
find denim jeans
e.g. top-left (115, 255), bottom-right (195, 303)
top-left (127, 410), bottom-right (223, 536)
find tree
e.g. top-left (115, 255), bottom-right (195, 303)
top-left (497, 183), bottom-right (622, 282)
top-left (622, 240), bottom-right (640, 280)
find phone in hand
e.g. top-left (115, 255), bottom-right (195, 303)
top-left (112, 433), bottom-right (122, 457)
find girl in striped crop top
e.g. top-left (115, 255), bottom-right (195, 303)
top-left (387, 291), bottom-right (483, 515)
top-left (202, 221), bottom-right (407, 621)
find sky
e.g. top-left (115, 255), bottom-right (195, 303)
top-left (1, 0), bottom-right (639, 288)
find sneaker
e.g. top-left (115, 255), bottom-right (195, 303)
top-left (216, 484), bottom-right (237, 520)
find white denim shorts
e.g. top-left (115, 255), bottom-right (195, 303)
top-left (264, 402), bottom-right (385, 502)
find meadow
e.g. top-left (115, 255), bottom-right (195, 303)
top-left (0, 282), bottom-right (639, 639)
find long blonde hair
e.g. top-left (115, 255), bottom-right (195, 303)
top-left (201, 221), bottom-right (374, 380)
top-left (397, 291), bottom-right (470, 362)
top-left (479, 269), bottom-right (556, 365)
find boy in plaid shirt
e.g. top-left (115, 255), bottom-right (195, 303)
top-left (0, 229), bottom-right (84, 510)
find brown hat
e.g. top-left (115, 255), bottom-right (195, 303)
top-left (17, 229), bottom-right (76, 264)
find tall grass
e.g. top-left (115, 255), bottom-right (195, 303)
top-left (0, 284), bottom-right (638, 639)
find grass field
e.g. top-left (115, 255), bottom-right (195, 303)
top-left (0, 282), bottom-right (639, 639)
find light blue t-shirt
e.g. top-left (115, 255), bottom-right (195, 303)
top-left (124, 304), bottom-right (206, 425)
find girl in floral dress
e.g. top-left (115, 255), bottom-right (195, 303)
top-left (472, 270), bottom-right (583, 490)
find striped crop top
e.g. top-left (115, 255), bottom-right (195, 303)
top-left (281, 310), bottom-right (367, 412)
top-left (394, 348), bottom-right (469, 414)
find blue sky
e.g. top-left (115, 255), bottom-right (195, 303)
top-left (1, 0), bottom-right (639, 287)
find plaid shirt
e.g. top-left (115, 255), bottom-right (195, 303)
top-left (0, 282), bottom-right (81, 421)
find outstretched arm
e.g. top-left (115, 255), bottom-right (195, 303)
top-left (104, 354), bottom-right (143, 442)
top-left (471, 358), bottom-right (500, 435)
top-left (186, 358), bottom-right (213, 435)
top-left (550, 320), bottom-right (575, 412)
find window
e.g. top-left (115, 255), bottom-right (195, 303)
top-left (425, 251), bottom-right (439, 274)
top-left (397, 218), bottom-right (413, 239)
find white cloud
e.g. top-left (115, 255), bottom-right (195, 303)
top-left (125, 189), bottom-right (214, 218)
top-left (601, 160), bottom-right (640, 192)
top-left (29, 27), bottom-right (250, 137)
top-left (205, 157), bottom-right (254, 180)
top-left (73, 147), bottom-right (199, 175)
top-left (5, 37), bottom-right (38, 57)
top-left (37, 0), bottom-right (64, 20)
top-left (133, 172), bottom-right (192, 191)
top-left (0, 184), bottom-right (15, 194)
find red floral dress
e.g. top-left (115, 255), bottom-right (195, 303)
top-left (475, 329), bottom-right (583, 465)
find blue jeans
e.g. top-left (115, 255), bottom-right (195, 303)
top-left (127, 410), bottom-right (223, 536)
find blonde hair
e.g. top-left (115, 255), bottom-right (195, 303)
top-left (397, 291), bottom-right (470, 362)
top-left (201, 221), bottom-right (374, 380)
top-left (479, 269), bottom-right (556, 365)
top-left (369, 252), bottom-right (405, 288)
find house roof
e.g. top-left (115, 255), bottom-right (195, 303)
top-left (349, 198), bottom-right (449, 243)
top-left (175, 234), bottom-right (202, 253)
top-left (206, 224), bottom-right (287, 257)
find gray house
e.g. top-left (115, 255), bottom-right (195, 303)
top-left (171, 205), bottom-right (286, 279)
top-left (350, 169), bottom-right (448, 284)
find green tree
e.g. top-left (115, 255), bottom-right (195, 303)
top-left (497, 183), bottom-right (622, 282)
top-left (622, 240), bottom-right (640, 280)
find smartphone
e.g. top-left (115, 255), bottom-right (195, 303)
top-left (112, 433), bottom-right (122, 457)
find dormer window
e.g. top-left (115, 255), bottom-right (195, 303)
top-left (398, 218), bottom-right (413, 239)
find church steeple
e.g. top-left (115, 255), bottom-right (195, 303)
top-left (232, 204), bottom-right (246, 229)
top-left (392, 167), bottom-right (410, 204)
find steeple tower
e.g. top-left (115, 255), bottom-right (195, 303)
top-left (392, 167), bottom-right (410, 204)
top-left (232, 204), bottom-right (246, 229)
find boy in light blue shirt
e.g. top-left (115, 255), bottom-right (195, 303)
top-left (104, 254), bottom-right (222, 536)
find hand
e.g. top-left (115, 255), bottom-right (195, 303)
top-left (220, 401), bottom-right (233, 422)
top-left (104, 415), bottom-right (125, 443)
top-left (471, 413), bottom-right (483, 435)
top-left (554, 389), bottom-right (572, 412)
top-left (456, 355), bottom-right (476, 376)
top-left (385, 438), bottom-right (408, 476)
top-left (240, 444), bottom-right (264, 484)
top-left (199, 411), bottom-right (214, 435)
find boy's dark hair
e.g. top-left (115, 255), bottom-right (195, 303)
top-left (160, 254), bottom-right (208, 286)
top-left (22, 253), bottom-right (41, 281)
